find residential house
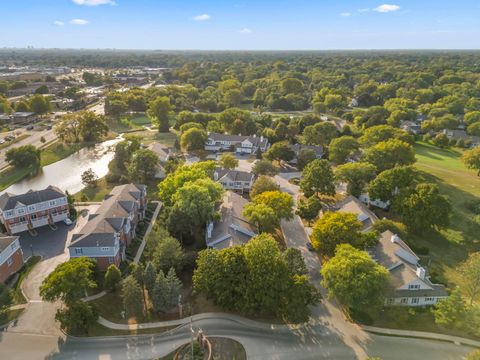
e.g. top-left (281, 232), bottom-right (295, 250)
top-left (0, 235), bottom-right (24, 283)
top-left (359, 193), bottom-right (390, 210)
top-left (205, 191), bottom-right (256, 249)
top-left (68, 184), bottom-right (147, 270)
top-left (325, 195), bottom-right (378, 231)
top-left (401, 121), bottom-right (423, 135)
top-left (0, 186), bottom-right (69, 235)
top-left (442, 129), bottom-right (480, 147)
top-left (289, 144), bottom-right (324, 165)
top-left (368, 230), bottom-right (448, 306)
top-left (205, 133), bottom-right (269, 154)
top-left (147, 142), bottom-right (172, 179)
top-left (213, 168), bottom-right (255, 193)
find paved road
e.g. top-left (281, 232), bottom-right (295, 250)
top-left (0, 128), bottom-right (56, 170)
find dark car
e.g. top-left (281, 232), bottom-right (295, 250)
top-left (306, 242), bottom-right (314, 251)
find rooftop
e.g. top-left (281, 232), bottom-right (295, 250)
top-left (0, 235), bottom-right (19, 253)
top-left (0, 186), bottom-right (66, 211)
top-left (331, 195), bottom-right (378, 231)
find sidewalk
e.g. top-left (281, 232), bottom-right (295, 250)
top-left (133, 201), bottom-right (162, 263)
top-left (362, 325), bottom-right (480, 348)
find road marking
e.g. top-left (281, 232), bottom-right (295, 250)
top-left (28, 300), bottom-right (43, 303)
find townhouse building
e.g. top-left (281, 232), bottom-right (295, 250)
top-left (205, 133), bottom-right (269, 154)
top-left (68, 184), bottom-right (147, 270)
top-left (0, 186), bottom-right (69, 235)
top-left (0, 235), bottom-right (24, 283)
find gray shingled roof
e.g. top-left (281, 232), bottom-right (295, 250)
top-left (0, 235), bottom-right (19, 253)
top-left (215, 168), bottom-right (255, 183)
top-left (208, 133), bottom-right (268, 148)
top-left (0, 185), bottom-right (66, 211)
top-left (69, 184), bottom-right (145, 248)
top-left (394, 285), bottom-right (448, 298)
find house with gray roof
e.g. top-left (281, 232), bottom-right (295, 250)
top-left (0, 235), bottom-right (24, 283)
top-left (68, 184), bottom-right (147, 270)
top-left (369, 231), bottom-right (448, 306)
top-left (289, 144), bottom-right (324, 165)
top-left (442, 129), bottom-right (480, 147)
top-left (147, 142), bottom-right (172, 179)
top-left (205, 132), bottom-right (269, 154)
top-left (213, 168), bottom-right (255, 193)
top-left (0, 186), bottom-right (69, 235)
top-left (325, 195), bottom-right (378, 231)
top-left (205, 191), bottom-right (256, 250)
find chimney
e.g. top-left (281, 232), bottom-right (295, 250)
top-left (391, 234), bottom-right (400, 243)
top-left (260, 135), bottom-right (264, 141)
top-left (416, 267), bottom-right (426, 280)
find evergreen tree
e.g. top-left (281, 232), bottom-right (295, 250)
top-left (121, 275), bottom-right (144, 318)
top-left (144, 261), bottom-right (157, 293)
top-left (152, 271), bottom-right (168, 312)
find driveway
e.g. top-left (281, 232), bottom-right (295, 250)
top-left (7, 219), bottom-right (82, 335)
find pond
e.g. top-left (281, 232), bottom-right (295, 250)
top-left (0, 137), bottom-right (122, 196)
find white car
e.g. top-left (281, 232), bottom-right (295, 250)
top-left (63, 218), bottom-right (73, 226)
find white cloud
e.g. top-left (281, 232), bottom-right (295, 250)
top-left (358, 8), bottom-right (370, 13)
top-left (193, 14), bottom-right (211, 21)
top-left (70, 19), bottom-right (89, 25)
top-left (239, 28), bottom-right (253, 34)
top-left (340, 12), bottom-right (352, 17)
top-left (54, 21), bottom-right (65, 26)
top-left (374, 4), bottom-right (401, 13)
top-left (72, 0), bottom-right (115, 6)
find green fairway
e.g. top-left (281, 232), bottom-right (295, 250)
top-left (412, 141), bottom-right (480, 287)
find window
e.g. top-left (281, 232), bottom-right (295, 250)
top-left (31, 214), bottom-right (37, 220)
top-left (387, 298), bottom-right (394, 305)
top-left (400, 298), bottom-right (408, 304)
top-left (17, 208), bottom-right (25, 214)
top-left (108, 257), bottom-right (114, 264)
top-left (101, 247), bottom-right (109, 251)
top-left (425, 297), bottom-right (434, 302)
top-left (11, 242), bottom-right (17, 250)
top-left (7, 257), bottom-right (13, 266)
top-left (411, 298), bottom-right (419, 304)
top-left (75, 248), bottom-right (83, 255)
top-left (19, 216), bottom-right (26, 223)
top-left (408, 284), bottom-right (420, 290)
top-left (28, 205), bottom-right (35, 212)
top-left (49, 200), bottom-right (56, 206)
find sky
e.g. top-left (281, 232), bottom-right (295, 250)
top-left (1, 0), bottom-right (480, 50)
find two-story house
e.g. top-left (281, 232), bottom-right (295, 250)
top-left (205, 133), bottom-right (269, 154)
top-left (0, 186), bottom-right (69, 235)
top-left (0, 235), bottom-right (24, 283)
top-left (289, 144), bottom-right (324, 165)
top-left (213, 168), bottom-right (255, 193)
top-left (369, 231), bottom-right (448, 306)
top-left (68, 184), bottom-right (147, 270)
top-left (324, 195), bottom-right (378, 231)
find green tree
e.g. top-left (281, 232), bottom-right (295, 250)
top-left (296, 196), bottom-right (322, 225)
top-left (40, 257), bottom-right (97, 304)
top-left (296, 149), bottom-right (317, 170)
top-left (78, 111), bottom-right (108, 142)
top-left (128, 149), bottom-right (159, 183)
top-left (15, 100), bottom-right (31, 112)
top-left (368, 166), bottom-right (417, 203)
top-left (29, 94), bottom-right (51, 115)
top-left (432, 290), bottom-right (467, 329)
top-left (432, 133), bottom-right (450, 148)
top-left (281, 78), bottom-right (304, 94)
top-left (458, 252), bottom-right (480, 305)
top-left (396, 183), bottom-right (452, 233)
top-left (180, 127), bottom-right (208, 151)
top-left (81, 168), bottom-right (98, 187)
top-left (467, 122), bottom-right (480, 136)
top-left (252, 159), bottom-right (278, 176)
top-left (144, 261), bottom-right (157, 293)
top-left (264, 141), bottom-right (295, 162)
top-left (303, 122), bottom-right (338, 146)
top-left (219, 153), bottom-right (239, 169)
top-left (151, 270), bottom-right (168, 312)
top-left (465, 350), bottom-right (480, 360)
top-left (104, 264), bottom-right (122, 292)
top-left (462, 147), bottom-right (480, 176)
top-left (152, 234), bottom-right (185, 274)
top-left (55, 301), bottom-right (98, 334)
top-left (253, 190), bottom-right (294, 221)
top-left (148, 96), bottom-right (172, 132)
top-left (321, 244), bottom-right (389, 309)
top-left (35, 85), bottom-right (49, 94)
top-left (311, 211), bottom-right (371, 256)
top-left (283, 248), bottom-right (308, 276)
top-left (359, 125), bottom-right (412, 147)
top-left (122, 275), bottom-right (144, 318)
top-left (300, 159), bottom-right (335, 197)
top-left (243, 203), bottom-right (278, 232)
top-left (250, 175), bottom-right (279, 198)
top-left (329, 136), bottom-right (359, 164)
top-left (363, 139), bottom-right (415, 173)
top-left (165, 267), bottom-right (182, 308)
top-left (335, 162), bottom-right (377, 197)
top-left (112, 137), bottom-right (141, 172)
top-left (5, 145), bottom-right (40, 168)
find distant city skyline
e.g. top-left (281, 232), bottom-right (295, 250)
top-left (1, 0), bottom-right (480, 50)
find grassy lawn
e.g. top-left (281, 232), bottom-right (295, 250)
top-left (412, 141), bottom-right (480, 287)
top-left (133, 129), bottom-right (178, 147)
top-left (0, 308), bottom-right (24, 326)
top-left (106, 117), bottom-right (142, 133)
top-left (74, 177), bottom-right (115, 202)
top-left (40, 141), bottom-right (84, 167)
top-left (0, 166), bottom-right (33, 192)
top-left (128, 115), bottom-right (151, 126)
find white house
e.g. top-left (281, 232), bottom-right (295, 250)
top-left (369, 231), bottom-right (448, 307)
top-left (205, 133), bottom-right (269, 154)
top-left (359, 193), bottom-right (390, 210)
top-left (213, 168), bottom-right (255, 193)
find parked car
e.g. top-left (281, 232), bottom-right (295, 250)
top-left (306, 242), bottom-right (314, 251)
top-left (63, 218), bottom-right (73, 226)
top-left (0, 138), bottom-right (5, 144)
top-left (26, 125), bottom-right (34, 130)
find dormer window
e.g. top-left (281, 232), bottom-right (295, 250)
top-left (49, 200), bottom-right (56, 206)
top-left (28, 205), bottom-right (35, 212)
top-left (17, 208), bottom-right (25, 214)
top-left (408, 284), bottom-right (420, 290)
